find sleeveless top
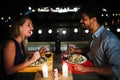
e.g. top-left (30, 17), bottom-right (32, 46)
top-left (0, 37), bottom-right (27, 80)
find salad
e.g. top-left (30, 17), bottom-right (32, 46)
top-left (66, 54), bottom-right (87, 64)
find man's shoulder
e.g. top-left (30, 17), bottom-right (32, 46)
top-left (102, 29), bottom-right (116, 38)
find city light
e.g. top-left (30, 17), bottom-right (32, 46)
top-left (74, 28), bottom-right (78, 33)
top-left (38, 29), bottom-right (42, 34)
top-left (48, 29), bottom-right (52, 34)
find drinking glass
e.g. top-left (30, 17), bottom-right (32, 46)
top-left (45, 52), bottom-right (51, 58)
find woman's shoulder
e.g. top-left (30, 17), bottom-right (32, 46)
top-left (0, 37), bottom-right (15, 56)
top-left (2, 37), bottom-right (16, 48)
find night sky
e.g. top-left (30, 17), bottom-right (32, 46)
top-left (0, 0), bottom-right (120, 42)
top-left (0, 0), bottom-right (119, 16)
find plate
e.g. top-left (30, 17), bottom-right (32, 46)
top-left (30, 56), bottom-right (47, 66)
top-left (65, 54), bottom-right (87, 64)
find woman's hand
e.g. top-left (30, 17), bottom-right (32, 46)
top-left (39, 47), bottom-right (46, 54)
top-left (29, 51), bottom-right (40, 63)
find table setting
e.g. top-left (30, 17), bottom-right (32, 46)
top-left (18, 51), bottom-right (73, 80)
top-left (18, 52), bottom-right (53, 72)
top-left (34, 69), bottom-right (73, 80)
top-left (33, 52), bottom-right (73, 80)
top-left (17, 51), bottom-right (100, 80)
top-left (61, 52), bottom-right (94, 74)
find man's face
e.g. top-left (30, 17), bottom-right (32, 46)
top-left (80, 13), bottom-right (92, 29)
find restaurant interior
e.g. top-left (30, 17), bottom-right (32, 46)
top-left (0, 0), bottom-right (120, 80)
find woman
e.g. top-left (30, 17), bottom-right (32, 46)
top-left (0, 15), bottom-right (46, 80)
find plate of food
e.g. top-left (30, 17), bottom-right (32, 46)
top-left (30, 56), bottom-right (47, 66)
top-left (65, 54), bottom-right (87, 64)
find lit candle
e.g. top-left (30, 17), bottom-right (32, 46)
top-left (62, 63), bottom-right (68, 77)
top-left (42, 64), bottom-right (48, 78)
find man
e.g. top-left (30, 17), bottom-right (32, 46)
top-left (67, 7), bottom-right (120, 80)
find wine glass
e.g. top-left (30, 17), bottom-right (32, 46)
top-left (45, 52), bottom-right (51, 58)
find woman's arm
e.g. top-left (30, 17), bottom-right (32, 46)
top-left (3, 40), bottom-right (40, 75)
top-left (26, 47), bottom-right (46, 54)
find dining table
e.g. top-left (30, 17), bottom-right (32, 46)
top-left (18, 52), bottom-right (53, 73)
top-left (15, 51), bottom-right (100, 80)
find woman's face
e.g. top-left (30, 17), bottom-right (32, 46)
top-left (20, 18), bottom-right (34, 38)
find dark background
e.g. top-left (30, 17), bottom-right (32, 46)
top-left (0, 0), bottom-right (120, 42)
top-left (0, 0), bottom-right (119, 16)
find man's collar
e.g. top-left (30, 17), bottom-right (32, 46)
top-left (92, 25), bottom-right (105, 39)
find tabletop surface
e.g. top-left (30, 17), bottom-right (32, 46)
top-left (34, 70), bottom-right (73, 80)
top-left (19, 52), bottom-right (53, 72)
top-left (16, 52), bottom-right (100, 80)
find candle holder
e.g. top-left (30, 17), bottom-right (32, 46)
top-left (62, 63), bottom-right (68, 77)
top-left (42, 64), bottom-right (48, 78)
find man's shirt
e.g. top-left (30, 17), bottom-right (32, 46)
top-left (89, 25), bottom-right (120, 79)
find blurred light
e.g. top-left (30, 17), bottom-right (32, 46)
top-left (117, 28), bottom-right (120, 32)
top-left (48, 29), bottom-right (52, 34)
top-left (1, 17), bottom-right (4, 20)
top-left (9, 24), bottom-right (12, 28)
top-left (101, 14), bottom-right (104, 17)
top-left (51, 6), bottom-right (80, 13)
top-left (118, 19), bottom-right (120, 23)
top-left (112, 14), bottom-right (115, 16)
top-left (74, 28), bottom-right (78, 33)
top-left (106, 27), bottom-right (110, 31)
top-left (62, 29), bottom-right (66, 34)
top-left (106, 14), bottom-right (108, 16)
top-left (112, 20), bottom-right (114, 25)
top-left (31, 31), bottom-right (33, 35)
top-left (24, 10), bottom-right (32, 15)
top-left (4, 19), bottom-right (8, 23)
top-left (105, 21), bottom-right (108, 26)
top-left (85, 29), bottom-right (89, 33)
top-left (32, 9), bottom-right (36, 12)
top-left (38, 29), bottom-right (42, 34)
top-left (37, 7), bottom-right (50, 12)
top-left (20, 13), bottom-right (23, 16)
top-left (28, 6), bottom-right (32, 10)
top-left (8, 17), bottom-right (11, 19)
top-left (51, 8), bottom-right (68, 13)
top-left (102, 8), bottom-right (107, 12)
top-left (57, 29), bottom-right (60, 33)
